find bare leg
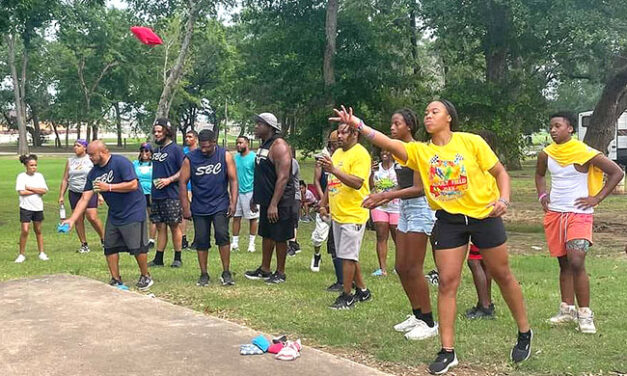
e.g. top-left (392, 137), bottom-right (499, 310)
top-left (232, 217), bottom-right (242, 236)
top-left (566, 244), bottom-right (590, 307)
top-left (374, 221), bottom-right (390, 273)
top-left (19, 222), bottom-right (29, 255)
top-left (75, 213), bottom-right (87, 244)
top-left (197, 250), bottom-right (209, 274)
top-left (218, 244), bottom-right (230, 271)
top-left (481, 244), bottom-right (530, 332)
top-left (249, 219), bottom-right (258, 236)
top-left (33, 221), bottom-right (44, 253)
top-left (276, 241), bottom-right (288, 273)
top-left (85, 208), bottom-right (105, 241)
top-left (156, 222), bottom-right (168, 252)
top-left (147, 207), bottom-right (157, 240)
top-left (169, 223), bottom-right (182, 252)
top-left (261, 237), bottom-right (274, 272)
top-left (342, 259), bottom-right (356, 295)
top-left (135, 253), bottom-right (149, 276)
top-left (557, 256), bottom-right (575, 305)
top-left (434, 246), bottom-right (467, 349)
top-left (468, 259), bottom-right (491, 308)
top-left (395, 231), bottom-right (431, 312)
top-left (106, 253), bottom-right (121, 280)
top-left (354, 262), bottom-right (366, 290)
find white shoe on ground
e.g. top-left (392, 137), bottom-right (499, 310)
top-left (548, 302), bottom-right (577, 324)
top-left (15, 254), bottom-right (26, 263)
top-left (38, 252), bottom-right (49, 261)
top-left (577, 307), bottom-right (597, 334)
top-left (405, 320), bottom-right (438, 340)
top-left (394, 314), bottom-right (421, 333)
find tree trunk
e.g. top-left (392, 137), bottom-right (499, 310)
top-left (86, 123), bottom-right (91, 141)
top-left (323, 0), bottom-right (338, 105)
top-left (5, 34), bottom-right (29, 155)
top-left (583, 64), bottom-right (627, 153)
top-left (409, 0), bottom-right (419, 75)
top-left (114, 102), bottom-right (123, 146)
top-left (92, 122), bottom-right (98, 140)
top-left (51, 120), bottom-right (61, 148)
top-left (483, 1), bottom-right (510, 84)
top-left (155, 0), bottom-right (199, 120)
top-left (31, 105), bottom-right (42, 147)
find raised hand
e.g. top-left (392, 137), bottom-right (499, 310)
top-left (329, 105), bottom-right (361, 128)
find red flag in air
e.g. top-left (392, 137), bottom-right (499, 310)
top-left (130, 26), bottom-right (163, 46)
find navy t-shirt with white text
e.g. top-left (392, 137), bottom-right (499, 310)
top-left (187, 147), bottom-right (230, 216)
top-left (151, 141), bottom-right (185, 200)
top-left (85, 154), bottom-right (146, 226)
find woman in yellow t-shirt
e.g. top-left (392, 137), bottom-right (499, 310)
top-left (330, 100), bottom-right (532, 375)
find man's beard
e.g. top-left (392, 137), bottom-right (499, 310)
top-left (155, 137), bottom-right (165, 145)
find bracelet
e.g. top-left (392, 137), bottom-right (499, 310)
top-left (357, 120), bottom-right (365, 132)
top-left (538, 192), bottom-right (548, 202)
top-left (498, 198), bottom-right (510, 207)
top-left (108, 184), bottom-right (112, 192)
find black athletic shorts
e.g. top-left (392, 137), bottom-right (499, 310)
top-left (431, 210), bottom-right (507, 250)
top-left (19, 208), bottom-right (44, 223)
top-left (69, 190), bottom-right (98, 210)
top-left (258, 205), bottom-right (296, 242)
top-left (292, 200), bottom-right (300, 229)
top-left (104, 219), bottom-right (149, 256)
top-left (150, 198), bottom-right (182, 224)
top-left (192, 212), bottom-right (230, 250)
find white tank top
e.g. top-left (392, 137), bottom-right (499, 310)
top-left (547, 156), bottom-right (592, 214)
top-left (68, 155), bottom-right (93, 193)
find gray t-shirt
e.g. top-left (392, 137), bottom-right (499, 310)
top-left (68, 155), bottom-right (93, 193)
top-left (292, 158), bottom-right (301, 201)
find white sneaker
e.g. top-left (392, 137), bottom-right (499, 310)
top-left (394, 315), bottom-right (421, 333)
top-left (230, 243), bottom-right (239, 252)
top-left (405, 320), bottom-right (439, 340)
top-left (548, 302), bottom-right (577, 324)
top-left (38, 252), bottom-right (49, 261)
top-left (247, 243), bottom-right (255, 253)
top-left (15, 254), bottom-right (26, 263)
top-left (577, 307), bottom-right (597, 334)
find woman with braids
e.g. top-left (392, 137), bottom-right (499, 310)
top-left (362, 109), bottom-right (437, 341)
top-left (330, 101), bottom-right (532, 375)
top-left (15, 154), bottom-right (50, 263)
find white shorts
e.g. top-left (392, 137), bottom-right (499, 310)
top-left (235, 191), bottom-right (259, 220)
top-left (311, 214), bottom-right (330, 247)
top-left (332, 221), bottom-right (366, 262)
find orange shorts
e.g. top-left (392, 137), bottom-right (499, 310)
top-left (543, 211), bottom-right (593, 257)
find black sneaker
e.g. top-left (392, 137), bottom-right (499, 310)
top-left (466, 304), bottom-right (495, 319)
top-left (220, 271), bottom-right (235, 286)
top-left (428, 349), bottom-right (458, 375)
top-left (136, 275), bottom-right (154, 291)
top-left (287, 246), bottom-right (297, 257)
top-left (292, 241), bottom-right (301, 254)
top-left (170, 260), bottom-right (182, 268)
top-left (511, 329), bottom-right (533, 363)
top-left (148, 239), bottom-right (155, 249)
top-left (109, 277), bottom-right (123, 286)
top-left (354, 288), bottom-right (372, 302)
top-left (326, 282), bottom-right (343, 292)
top-left (148, 260), bottom-right (164, 268)
top-left (244, 267), bottom-right (272, 280)
top-left (197, 273), bottom-right (210, 287)
top-left (329, 292), bottom-right (355, 310)
top-left (266, 271), bottom-right (286, 284)
top-left (310, 253), bottom-right (321, 272)
top-left (181, 237), bottom-right (189, 250)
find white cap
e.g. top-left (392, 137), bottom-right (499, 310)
top-left (254, 112), bottom-right (280, 131)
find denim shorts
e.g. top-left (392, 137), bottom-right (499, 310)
top-left (397, 197), bottom-right (435, 235)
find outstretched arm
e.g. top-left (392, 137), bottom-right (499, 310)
top-left (329, 106), bottom-right (408, 162)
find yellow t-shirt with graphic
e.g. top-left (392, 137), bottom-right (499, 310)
top-left (400, 133), bottom-right (500, 219)
top-left (328, 143), bottom-right (371, 224)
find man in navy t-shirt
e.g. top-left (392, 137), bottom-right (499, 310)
top-left (149, 118), bottom-right (186, 268)
top-left (179, 129), bottom-right (238, 286)
top-left (62, 140), bottom-right (153, 291)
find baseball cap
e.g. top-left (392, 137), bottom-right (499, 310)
top-left (75, 139), bottom-right (88, 148)
top-left (154, 118), bottom-right (171, 127)
top-left (140, 142), bottom-right (153, 151)
top-left (254, 113), bottom-right (281, 131)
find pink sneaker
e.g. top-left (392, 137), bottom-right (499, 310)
top-left (275, 339), bottom-right (302, 361)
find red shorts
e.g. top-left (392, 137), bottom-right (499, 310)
top-left (543, 211), bottom-right (593, 257)
top-left (468, 244), bottom-right (482, 260)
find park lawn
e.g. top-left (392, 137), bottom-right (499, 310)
top-left (0, 155), bottom-right (626, 376)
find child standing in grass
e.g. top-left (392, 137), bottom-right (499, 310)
top-left (15, 154), bottom-right (49, 263)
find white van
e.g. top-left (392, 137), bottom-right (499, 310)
top-left (578, 111), bottom-right (627, 164)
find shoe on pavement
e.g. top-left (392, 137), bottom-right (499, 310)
top-left (136, 275), bottom-right (154, 291)
top-left (371, 268), bottom-right (387, 277)
top-left (549, 302), bottom-right (577, 324)
top-left (15, 254), bottom-right (26, 263)
top-left (109, 277), bottom-right (123, 286)
top-left (405, 321), bottom-right (439, 340)
top-left (310, 253), bottom-right (321, 272)
top-left (221, 270), bottom-right (235, 286)
top-left (266, 271), bottom-right (286, 284)
top-left (244, 267), bottom-right (272, 280)
top-left (394, 315), bottom-right (421, 332)
top-left (148, 260), bottom-right (164, 268)
top-left (510, 329), bottom-right (533, 363)
top-left (428, 349), bottom-right (458, 375)
top-left (38, 252), bottom-right (49, 261)
top-left (197, 273), bottom-right (210, 287)
top-left (170, 260), bottom-right (182, 268)
top-left (326, 282), bottom-right (343, 292)
top-left (329, 292), bottom-right (355, 310)
top-left (577, 307), bottom-right (597, 334)
top-left (354, 288), bottom-right (372, 302)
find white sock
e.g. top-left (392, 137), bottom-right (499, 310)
top-left (232, 235), bottom-right (239, 244)
top-left (249, 235), bottom-right (256, 245)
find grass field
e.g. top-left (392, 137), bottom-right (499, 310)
top-left (0, 154), bottom-right (626, 376)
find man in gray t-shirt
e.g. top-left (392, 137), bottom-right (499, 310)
top-left (288, 158), bottom-right (301, 256)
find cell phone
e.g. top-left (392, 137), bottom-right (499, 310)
top-left (314, 154), bottom-right (324, 161)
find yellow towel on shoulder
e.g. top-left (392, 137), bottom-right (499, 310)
top-left (543, 138), bottom-right (603, 196)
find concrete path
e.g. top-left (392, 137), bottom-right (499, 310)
top-left (0, 275), bottom-right (393, 376)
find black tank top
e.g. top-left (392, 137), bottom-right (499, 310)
top-left (395, 164), bottom-right (415, 189)
top-left (253, 135), bottom-right (295, 207)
